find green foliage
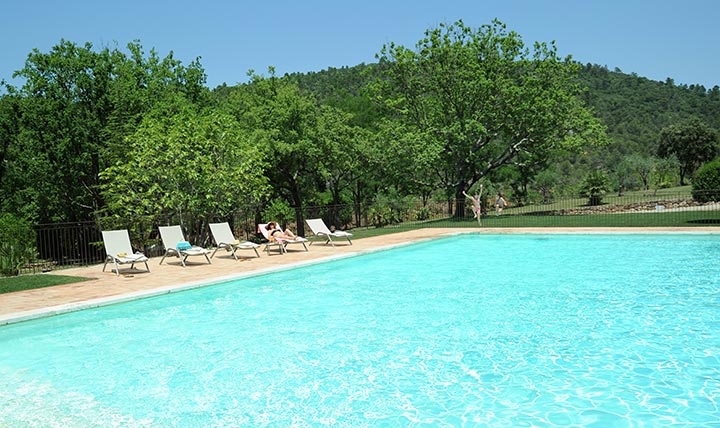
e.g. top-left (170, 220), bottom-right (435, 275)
top-left (232, 74), bottom-right (326, 231)
top-left (289, 64), bottom-right (384, 128)
top-left (532, 169), bottom-right (560, 203)
top-left (579, 65), bottom-right (720, 157)
top-left (623, 154), bottom-right (656, 191)
top-left (650, 156), bottom-right (680, 190)
top-left (99, 104), bottom-right (268, 238)
top-left (3, 25), bottom-right (720, 234)
top-left (413, 207), bottom-right (432, 221)
top-left (2, 40), bottom-right (209, 223)
top-left (0, 214), bottom-right (37, 276)
top-left (313, 104), bottom-right (375, 209)
top-left (692, 157), bottom-right (720, 202)
top-left (658, 117), bottom-right (719, 185)
top-left (373, 19), bottom-right (608, 216)
top-left (262, 199), bottom-right (294, 226)
top-left (579, 171), bottom-right (611, 205)
top-left (367, 190), bottom-right (412, 227)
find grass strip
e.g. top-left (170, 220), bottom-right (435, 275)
top-left (0, 274), bottom-right (93, 294)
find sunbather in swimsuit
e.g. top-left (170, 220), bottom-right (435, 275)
top-left (267, 222), bottom-right (297, 240)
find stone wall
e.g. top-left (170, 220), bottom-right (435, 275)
top-left (550, 200), bottom-right (715, 216)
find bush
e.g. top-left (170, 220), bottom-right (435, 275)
top-left (262, 200), bottom-right (294, 226)
top-left (413, 206), bottom-right (432, 221)
top-left (692, 158), bottom-right (720, 202)
top-left (0, 214), bottom-right (38, 276)
top-left (579, 171), bottom-right (611, 206)
top-left (368, 190), bottom-right (412, 227)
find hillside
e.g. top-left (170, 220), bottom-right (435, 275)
top-left (289, 62), bottom-right (718, 141)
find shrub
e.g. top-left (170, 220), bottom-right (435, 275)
top-left (0, 214), bottom-right (38, 276)
top-left (413, 206), bottom-right (432, 221)
top-left (579, 171), bottom-right (611, 206)
top-left (262, 200), bottom-right (294, 226)
top-left (692, 157), bottom-right (720, 202)
top-left (368, 190), bottom-right (411, 227)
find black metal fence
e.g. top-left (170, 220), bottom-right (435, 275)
top-left (15, 192), bottom-right (720, 275)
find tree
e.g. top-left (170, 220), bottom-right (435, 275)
top-left (99, 101), bottom-right (268, 241)
top-left (313, 105), bottom-right (374, 227)
top-left (12, 41), bottom-right (115, 222)
top-left (658, 117), bottom-right (719, 185)
top-left (8, 40), bottom-right (209, 223)
top-left (0, 93), bottom-right (22, 211)
top-left (232, 72), bottom-right (326, 234)
top-left (624, 154), bottom-right (656, 193)
top-left (0, 213), bottom-right (37, 276)
top-left (373, 20), bottom-right (607, 216)
top-left (651, 156), bottom-right (680, 191)
top-left (104, 41), bottom-right (209, 166)
top-left (532, 169), bottom-right (560, 204)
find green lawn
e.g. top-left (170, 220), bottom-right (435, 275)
top-left (332, 209), bottom-right (720, 239)
top-left (0, 274), bottom-right (93, 294)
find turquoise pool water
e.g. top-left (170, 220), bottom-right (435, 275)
top-left (1, 234), bottom-right (719, 427)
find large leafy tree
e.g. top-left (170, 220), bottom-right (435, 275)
top-left (658, 117), bottom-right (718, 185)
top-left (373, 20), bottom-right (607, 215)
top-left (104, 42), bottom-right (209, 166)
top-left (0, 93), bottom-right (21, 210)
top-left (99, 99), bottom-right (267, 241)
top-left (8, 40), bottom-right (209, 223)
top-left (12, 41), bottom-right (115, 222)
top-left (230, 72), bottom-right (327, 233)
top-left (312, 105), bottom-right (379, 227)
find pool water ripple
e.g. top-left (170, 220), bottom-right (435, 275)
top-left (1, 233), bottom-right (719, 427)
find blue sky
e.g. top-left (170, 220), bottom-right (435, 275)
top-left (2, 0), bottom-right (718, 90)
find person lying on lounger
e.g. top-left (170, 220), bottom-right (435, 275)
top-left (266, 221), bottom-right (298, 241)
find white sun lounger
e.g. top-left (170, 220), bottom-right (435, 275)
top-left (101, 229), bottom-right (150, 275)
top-left (258, 223), bottom-right (308, 254)
top-left (305, 218), bottom-right (352, 246)
top-left (209, 222), bottom-right (260, 260)
top-left (158, 225), bottom-right (211, 267)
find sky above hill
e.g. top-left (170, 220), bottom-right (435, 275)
top-left (2, 0), bottom-right (718, 90)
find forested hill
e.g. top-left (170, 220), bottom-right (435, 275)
top-left (287, 61), bottom-right (720, 157)
top-left (577, 64), bottom-right (720, 155)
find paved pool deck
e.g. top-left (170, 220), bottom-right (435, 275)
top-left (2, 227), bottom-right (719, 325)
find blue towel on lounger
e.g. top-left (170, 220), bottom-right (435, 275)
top-left (176, 241), bottom-right (192, 251)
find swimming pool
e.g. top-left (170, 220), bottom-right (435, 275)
top-left (1, 233), bottom-right (719, 427)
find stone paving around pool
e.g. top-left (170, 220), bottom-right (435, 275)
top-left (1, 227), bottom-right (718, 325)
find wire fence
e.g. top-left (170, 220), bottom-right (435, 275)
top-left (17, 191), bottom-right (720, 275)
